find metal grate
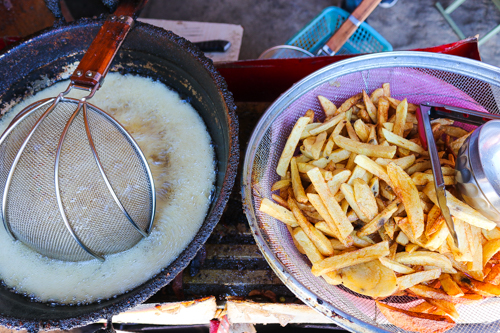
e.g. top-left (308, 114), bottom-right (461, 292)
top-left (242, 52), bottom-right (500, 332)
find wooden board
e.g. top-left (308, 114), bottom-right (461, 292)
top-left (138, 18), bottom-right (243, 62)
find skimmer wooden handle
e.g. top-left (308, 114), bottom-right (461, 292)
top-left (70, 0), bottom-right (147, 89)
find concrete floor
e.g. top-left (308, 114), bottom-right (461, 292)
top-left (140, 0), bottom-right (500, 66)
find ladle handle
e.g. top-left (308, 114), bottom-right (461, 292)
top-left (70, 0), bottom-right (148, 89)
top-left (317, 0), bottom-right (381, 56)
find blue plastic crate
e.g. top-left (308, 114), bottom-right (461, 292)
top-left (286, 6), bottom-right (393, 55)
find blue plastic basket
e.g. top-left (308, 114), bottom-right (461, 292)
top-left (286, 6), bottom-right (393, 55)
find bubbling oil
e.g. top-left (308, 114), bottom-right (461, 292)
top-left (0, 73), bottom-right (215, 304)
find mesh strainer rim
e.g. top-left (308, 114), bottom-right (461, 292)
top-left (242, 51), bottom-right (500, 332)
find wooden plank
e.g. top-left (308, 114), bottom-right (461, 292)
top-left (138, 18), bottom-right (243, 62)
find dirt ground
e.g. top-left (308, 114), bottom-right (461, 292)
top-left (140, 0), bottom-right (500, 66)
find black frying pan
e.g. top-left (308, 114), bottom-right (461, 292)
top-left (0, 18), bottom-right (238, 332)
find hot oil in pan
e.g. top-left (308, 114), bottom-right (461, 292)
top-left (0, 73), bottom-right (216, 304)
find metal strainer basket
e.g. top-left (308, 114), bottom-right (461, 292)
top-left (242, 51), bottom-right (500, 332)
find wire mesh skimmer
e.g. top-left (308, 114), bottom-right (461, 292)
top-left (242, 51), bottom-right (500, 332)
top-left (0, 0), bottom-right (155, 262)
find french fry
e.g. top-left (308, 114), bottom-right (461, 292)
top-left (309, 113), bottom-right (346, 136)
top-left (407, 160), bottom-right (432, 175)
top-left (309, 157), bottom-right (328, 169)
top-left (354, 154), bottom-right (392, 187)
top-left (310, 131), bottom-right (327, 159)
top-left (445, 253), bottom-right (485, 282)
top-left (353, 178), bottom-right (378, 220)
top-left (397, 269), bottom-right (442, 290)
top-left (483, 227), bottom-right (500, 241)
top-left (357, 199), bottom-right (400, 237)
top-left (288, 225), bottom-right (305, 254)
top-left (425, 298), bottom-right (459, 319)
top-left (379, 256), bottom-right (415, 274)
top-left (409, 284), bottom-right (455, 302)
top-left (395, 252), bottom-right (455, 274)
top-left (382, 83), bottom-right (390, 97)
top-left (326, 169), bottom-right (351, 195)
top-left (380, 182), bottom-right (396, 201)
top-left (406, 243), bottom-right (420, 253)
top-left (425, 205), bottom-right (443, 237)
top-left (442, 125), bottom-right (468, 138)
top-left (408, 301), bottom-right (438, 314)
top-left (452, 272), bottom-right (500, 296)
top-left (333, 135), bottom-right (396, 158)
top-left (376, 302), bottom-right (455, 333)
top-left (259, 198), bottom-right (298, 227)
top-left (370, 88), bottom-right (384, 104)
top-left (369, 176), bottom-right (379, 197)
top-left (383, 128), bottom-right (429, 156)
top-left (311, 241), bottom-right (389, 276)
top-left (423, 183), bottom-right (496, 230)
top-left (328, 149), bottom-right (351, 163)
top-left (345, 152), bottom-right (357, 171)
top-left (351, 231), bottom-right (375, 247)
top-left (450, 132), bottom-right (472, 156)
top-left (288, 196), bottom-right (334, 256)
top-left (483, 238), bottom-right (500, 267)
top-left (396, 230), bottom-right (410, 246)
top-left (335, 92), bottom-right (363, 115)
top-left (271, 194), bottom-right (289, 209)
top-left (323, 140), bottom-right (335, 158)
top-left (271, 179), bottom-right (291, 192)
top-left (304, 109), bottom-right (315, 122)
top-left (431, 118), bottom-right (454, 126)
top-left (362, 89), bottom-right (377, 123)
top-left (484, 264), bottom-right (500, 285)
top-left (439, 273), bottom-right (464, 297)
top-left (345, 119), bottom-right (360, 141)
top-left (411, 172), bottom-right (455, 186)
top-left (300, 123), bottom-right (322, 140)
top-left (290, 157), bottom-right (308, 203)
top-left (386, 97), bottom-right (418, 113)
top-left (384, 217), bottom-right (397, 239)
top-left (314, 221), bottom-right (336, 238)
top-left (358, 108), bottom-right (372, 124)
top-left (277, 117), bottom-right (311, 176)
top-left (307, 168), bottom-right (353, 239)
top-left (307, 193), bottom-right (345, 245)
top-left (317, 95), bottom-right (337, 118)
top-left (468, 224), bottom-right (483, 272)
top-left (446, 217), bottom-right (473, 261)
top-left (424, 166), bottom-right (455, 176)
top-left (341, 183), bottom-right (370, 223)
top-left (374, 154), bottom-right (415, 170)
top-left (347, 165), bottom-right (371, 185)
top-left (292, 227), bottom-right (324, 264)
top-left (366, 124), bottom-right (378, 145)
top-left (393, 98), bottom-right (408, 137)
top-left (424, 220), bottom-right (449, 252)
top-left (388, 162), bottom-right (425, 238)
top-left (353, 119), bottom-right (370, 142)
top-left (293, 227), bottom-right (342, 285)
top-left (377, 97), bottom-right (390, 140)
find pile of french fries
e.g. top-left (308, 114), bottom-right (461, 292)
top-left (259, 84), bottom-right (500, 333)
